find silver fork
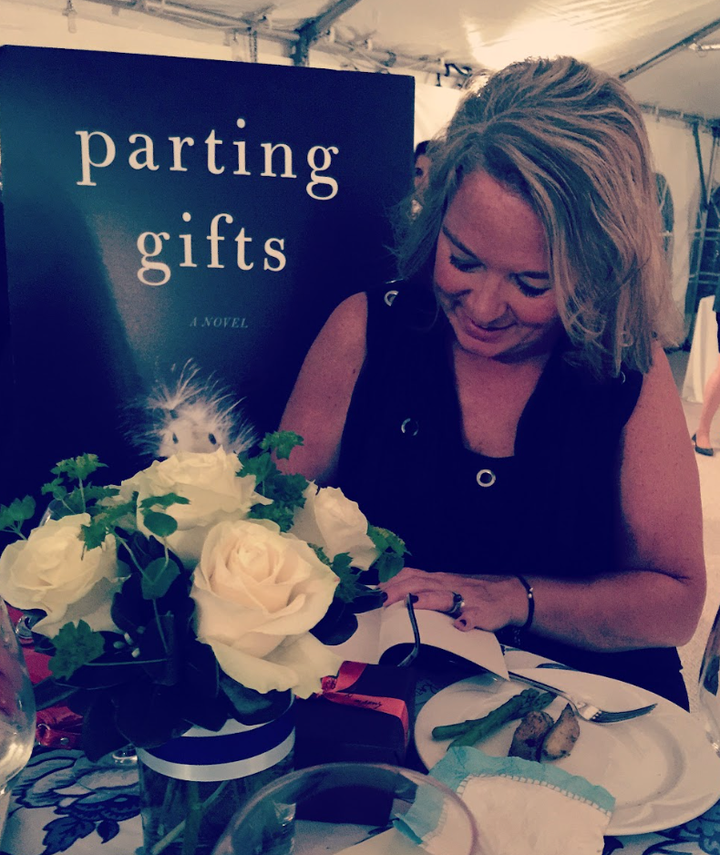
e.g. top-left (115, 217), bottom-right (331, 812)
top-left (507, 670), bottom-right (657, 723)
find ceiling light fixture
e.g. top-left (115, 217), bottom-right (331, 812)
top-left (229, 29), bottom-right (243, 61)
top-left (63, 0), bottom-right (78, 34)
top-left (690, 41), bottom-right (720, 54)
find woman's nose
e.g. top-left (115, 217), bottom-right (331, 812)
top-left (466, 274), bottom-right (508, 323)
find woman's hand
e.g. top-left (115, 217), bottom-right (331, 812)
top-left (378, 567), bottom-right (530, 633)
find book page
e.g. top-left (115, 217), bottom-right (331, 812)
top-left (332, 603), bottom-right (508, 680)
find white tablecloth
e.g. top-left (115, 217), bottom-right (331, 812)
top-left (1, 645), bottom-right (719, 855)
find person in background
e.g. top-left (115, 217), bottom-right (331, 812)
top-left (279, 56), bottom-right (705, 709)
top-left (692, 312), bottom-right (720, 456)
top-left (411, 140), bottom-right (432, 218)
top-left (414, 140), bottom-right (432, 191)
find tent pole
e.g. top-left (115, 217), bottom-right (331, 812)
top-left (294, 0), bottom-right (365, 67)
top-left (619, 15), bottom-right (720, 81)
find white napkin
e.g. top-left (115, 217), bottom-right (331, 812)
top-left (398, 746), bottom-right (615, 855)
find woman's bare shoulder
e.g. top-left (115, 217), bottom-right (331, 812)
top-left (320, 291), bottom-right (368, 353)
top-left (278, 291), bottom-right (368, 482)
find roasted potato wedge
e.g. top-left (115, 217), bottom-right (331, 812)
top-left (508, 710), bottom-right (554, 760)
top-left (540, 703), bottom-right (580, 761)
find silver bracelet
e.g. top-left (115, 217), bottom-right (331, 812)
top-left (509, 574), bottom-right (535, 647)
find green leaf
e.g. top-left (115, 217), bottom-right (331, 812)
top-left (0, 496), bottom-right (36, 533)
top-left (308, 544), bottom-right (332, 566)
top-left (267, 472), bottom-right (308, 504)
top-left (259, 430), bottom-right (304, 460)
top-left (141, 556), bottom-right (181, 600)
top-left (247, 501), bottom-right (294, 532)
top-left (238, 452), bottom-right (275, 484)
top-left (330, 553), bottom-right (366, 603)
top-left (49, 621), bottom-right (105, 679)
top-left (367, 525), bottom-right (407, 582)
top-left (139, 493), bottom-right (190, 511)
top-left (40, 478), bottom-right (67, 500)
top-left (80, 498), bottom-right (137, 551)
top-left (351, 587), bottom-right (386, 613)
top-left (374, 552), bottom-right (407, 584)
top-left (51, 454), bottom-right (106, 482)
top-left (59, 489), bottom-right (91, 516)
top-left (33, 678), bottom-right (80, 711)
top-left (82, 485), bottom-right (120, 506)
top-left (142, 511), bottom-right (178, 538)
top-left (220, 673), bottom-right (292, 724)
top-left (113, 679), bottom-right (190, 749)
top-left (310, 598), bottom-right (359, 645)
top-left (368, 525), bottom-right (406, 557)
top-left (80, 692), bottom-right (128, 761)
top-left (81, 518), bottom-right (112, 550)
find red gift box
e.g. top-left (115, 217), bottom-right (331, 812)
top-left (8, 606), bottom-right (84, 749)
top-left (294, 661), bottom-right (416, 824)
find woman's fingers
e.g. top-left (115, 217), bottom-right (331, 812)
top-left (379, 569), bottom-right (523, 632)
top-left (379, 567), bottom-right (457, 607)
top-left (407, 590), bottom-right (461, 614)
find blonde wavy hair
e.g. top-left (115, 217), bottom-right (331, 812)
top-left (396, 56), bottom-right (680, 378)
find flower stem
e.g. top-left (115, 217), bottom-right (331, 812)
top-left (181, 782), bottom-right (202, 855)
top-left (148, 778), bottom-right (231, 855)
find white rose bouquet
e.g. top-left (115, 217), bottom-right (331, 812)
top-left (0, 432), bottom-right (406, 761)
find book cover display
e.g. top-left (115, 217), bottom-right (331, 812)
top-left (0, 46), bottom-right (414, 502)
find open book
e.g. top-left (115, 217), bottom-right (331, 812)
top-left (332, 601), bottom-right (508, 680)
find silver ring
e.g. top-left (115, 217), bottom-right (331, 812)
top-left (445, 592), bottom-right (465, 618)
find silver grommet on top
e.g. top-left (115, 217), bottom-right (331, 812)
top-left (401, 418), bottom-right (419, 437)
top-left (384, 289), bottom-right (399, 306)
top-left (476, 468), bottom-right (496, 488)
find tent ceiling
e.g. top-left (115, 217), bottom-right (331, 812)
top-left (5, 0), bottom-right (720, 120)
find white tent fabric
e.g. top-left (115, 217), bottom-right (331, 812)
top-left (1, 0), bottom-right (719, 325)
top-left (4, 0), bottom-right (720, 117)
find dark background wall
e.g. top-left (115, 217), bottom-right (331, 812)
top-left (0, 46), bottom-right (414, 503)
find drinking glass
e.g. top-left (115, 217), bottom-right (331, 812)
top-left (699, 602), bottom-right (720, 754)
top-left (0, 597), bottom-right (36, 795)
top-left (211, 761), bottom-right (483, 855)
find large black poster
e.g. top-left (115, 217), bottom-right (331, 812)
top-left (0, 46), bottom-right (414, 501)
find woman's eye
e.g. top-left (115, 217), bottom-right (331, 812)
top-left (449, 255), bottom-right (479, 273)
top-left (515, 276), bottom-right (551, 298)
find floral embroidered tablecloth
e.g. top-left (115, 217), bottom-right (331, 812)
top-left (1, 747), bottom-right (719, 855)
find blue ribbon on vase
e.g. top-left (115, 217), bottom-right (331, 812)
top-left (136, 702), bottom-right (295, 782)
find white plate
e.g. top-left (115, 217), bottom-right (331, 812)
top-left (414, 668), bottom-right (720, 836)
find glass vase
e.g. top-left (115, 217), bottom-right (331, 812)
top-left (699, 604), bottom-right (720, 755)
top-left (136, 705), bottom-right (295, 855)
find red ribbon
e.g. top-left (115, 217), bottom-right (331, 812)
top-left (7, 606), bottom-right (84, 748)
top-left (35, 707), bottom-right (84, 749)
top-left (317, 661), bottom-right (410, 745)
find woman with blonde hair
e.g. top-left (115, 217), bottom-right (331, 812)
top-left (280, 56), bottom-right (705, 707)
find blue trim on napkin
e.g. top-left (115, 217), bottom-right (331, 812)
top-left (435, 746), bottom-right (615, 814)
top-left (396, 746), bottom-right (615, 845)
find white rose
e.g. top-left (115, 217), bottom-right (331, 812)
top-left (191, 518), bottom-right (341, 697)
top-left (118, 447), bottom-right (270, 567)
top-left (290, 484), bottom-right (379, 571)
top-left (0, 514), bottom-right (121, 637)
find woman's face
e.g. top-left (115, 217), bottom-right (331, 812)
top-left (414, 153), bottom-right (431, 190)
top-left (433, 169), bottom-right (561, 361)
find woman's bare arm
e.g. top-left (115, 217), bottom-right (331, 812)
top-left (278, 292), bottom-right (368, 484)
top-left (381, 347), bottom-right (707, 651)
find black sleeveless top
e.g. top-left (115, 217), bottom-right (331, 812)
top-left (338, 282), bottom-right (688, 707)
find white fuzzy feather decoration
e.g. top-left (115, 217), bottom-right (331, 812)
top-left (128, 361), bottom-right (257, 458)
